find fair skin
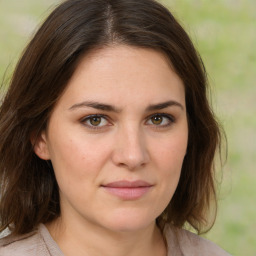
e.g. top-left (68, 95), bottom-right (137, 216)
top-left (34, 45), bottom-right (188, 256)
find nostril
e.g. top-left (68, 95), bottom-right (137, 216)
top-left (111, 149), bottom-right (149, 170)
top-left (111, 130), bottom-right (149, 169)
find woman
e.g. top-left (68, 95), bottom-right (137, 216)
top-left (0, 0), bottom-right (230, 255)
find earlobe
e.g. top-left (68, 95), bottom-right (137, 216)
top-left (31, 131), bottom-right (51, 160)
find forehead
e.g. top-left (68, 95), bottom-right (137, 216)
top-left (56, 45), bottom-right (185, 109)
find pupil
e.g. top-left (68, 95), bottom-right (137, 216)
top-left (152, 116), bottom-right (162, 125)
top-left (90, 117), bottom-right (101, 126)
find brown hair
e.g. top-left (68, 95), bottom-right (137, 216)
top-left (0, 0), bottom-right (222, 236)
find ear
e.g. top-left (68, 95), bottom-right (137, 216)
top-left (31, 131), bottom-right (51, 160)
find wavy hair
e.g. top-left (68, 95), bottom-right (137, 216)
top-left (0, 0), bottom-right (223, 235)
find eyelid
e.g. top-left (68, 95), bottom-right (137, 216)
top-left (80, 114), bottom-right (112, 130)
top-left (80, 113), bottom-right (175, 131)
top-left (145, 113), bottom-right (175, 127)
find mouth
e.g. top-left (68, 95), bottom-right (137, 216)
top-left (101, 180), bottom-right (153, 200)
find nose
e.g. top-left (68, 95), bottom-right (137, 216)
top-left (111, 125), bottom-right (150, 170)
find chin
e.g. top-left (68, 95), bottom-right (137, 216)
top-left (99, 210), bottom-right (157, 233)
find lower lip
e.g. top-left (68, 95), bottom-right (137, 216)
top-left (102, 186), bottom-right (152, 200)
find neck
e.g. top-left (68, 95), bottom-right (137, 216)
top-left (46, 217), bottom-right (166, 256)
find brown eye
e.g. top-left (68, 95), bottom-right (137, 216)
top-left (89, 116), bottom-right (102, 126)
top-left (81, 115), bottom-right (109, 129)
top-left (146, 114), bottom-right (174, 127)
top-left (151, 115), bottom-right (163, 125)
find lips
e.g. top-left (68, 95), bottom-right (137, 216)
top-left (101, 180), bottom-right (153, 200)
top-left (103, 180), bottom-right (152, 188)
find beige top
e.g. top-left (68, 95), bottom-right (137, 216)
top-left (0, 224), bottom-right (231, 256)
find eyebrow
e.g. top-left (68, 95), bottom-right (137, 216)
top-left (69, 101), bottom-right (121, 112)
top-left (69, 100), bottom-right (184, 112)
top-left (146, 100), bottom-right (184, 111)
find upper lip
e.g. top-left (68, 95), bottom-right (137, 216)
top-left (102, 180), bottom-right (152, 188)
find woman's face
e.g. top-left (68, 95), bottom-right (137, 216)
top-left (35, 45), bottom-right (188, 232)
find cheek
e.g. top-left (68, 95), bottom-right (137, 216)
top-left (47, 132), bottom-right (112, 183)
top-left (156, 136), bottom-right (187, 169)
top-left (147, 136), bottom-right (187, 216)
top-left (152, 132), bottom-right (187, 197)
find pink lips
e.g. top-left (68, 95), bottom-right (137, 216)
top-left (101, 180), bottom-right (153, 200)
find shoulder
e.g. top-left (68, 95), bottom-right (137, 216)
top-left (178, 229), bottom-right (232, 256)
top-left (0, 228), bottom-right (48, 256)
top-left (165, 226), bottom-right (232, 256)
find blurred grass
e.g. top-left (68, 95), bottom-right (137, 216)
top-left (1, 0), bottom-right (256, 255)
top-left (162, 1), bottom-right (256, 255)
top-left (0, 0), bottom-right (59, 82)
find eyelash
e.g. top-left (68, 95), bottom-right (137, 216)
top-left (80, 113), bottom-right (175, 130)
top-left (80, 114), bottom-right (111, 130)
top-left (146, 113), bottom-right (175, 128)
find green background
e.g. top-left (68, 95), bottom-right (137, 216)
top-left (1, 0), bottom-right (255, 255)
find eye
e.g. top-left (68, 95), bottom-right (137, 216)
top-left (146, 114), bottom-right (174, 127)
top-left (81, 115), bottom-right (110, 128)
